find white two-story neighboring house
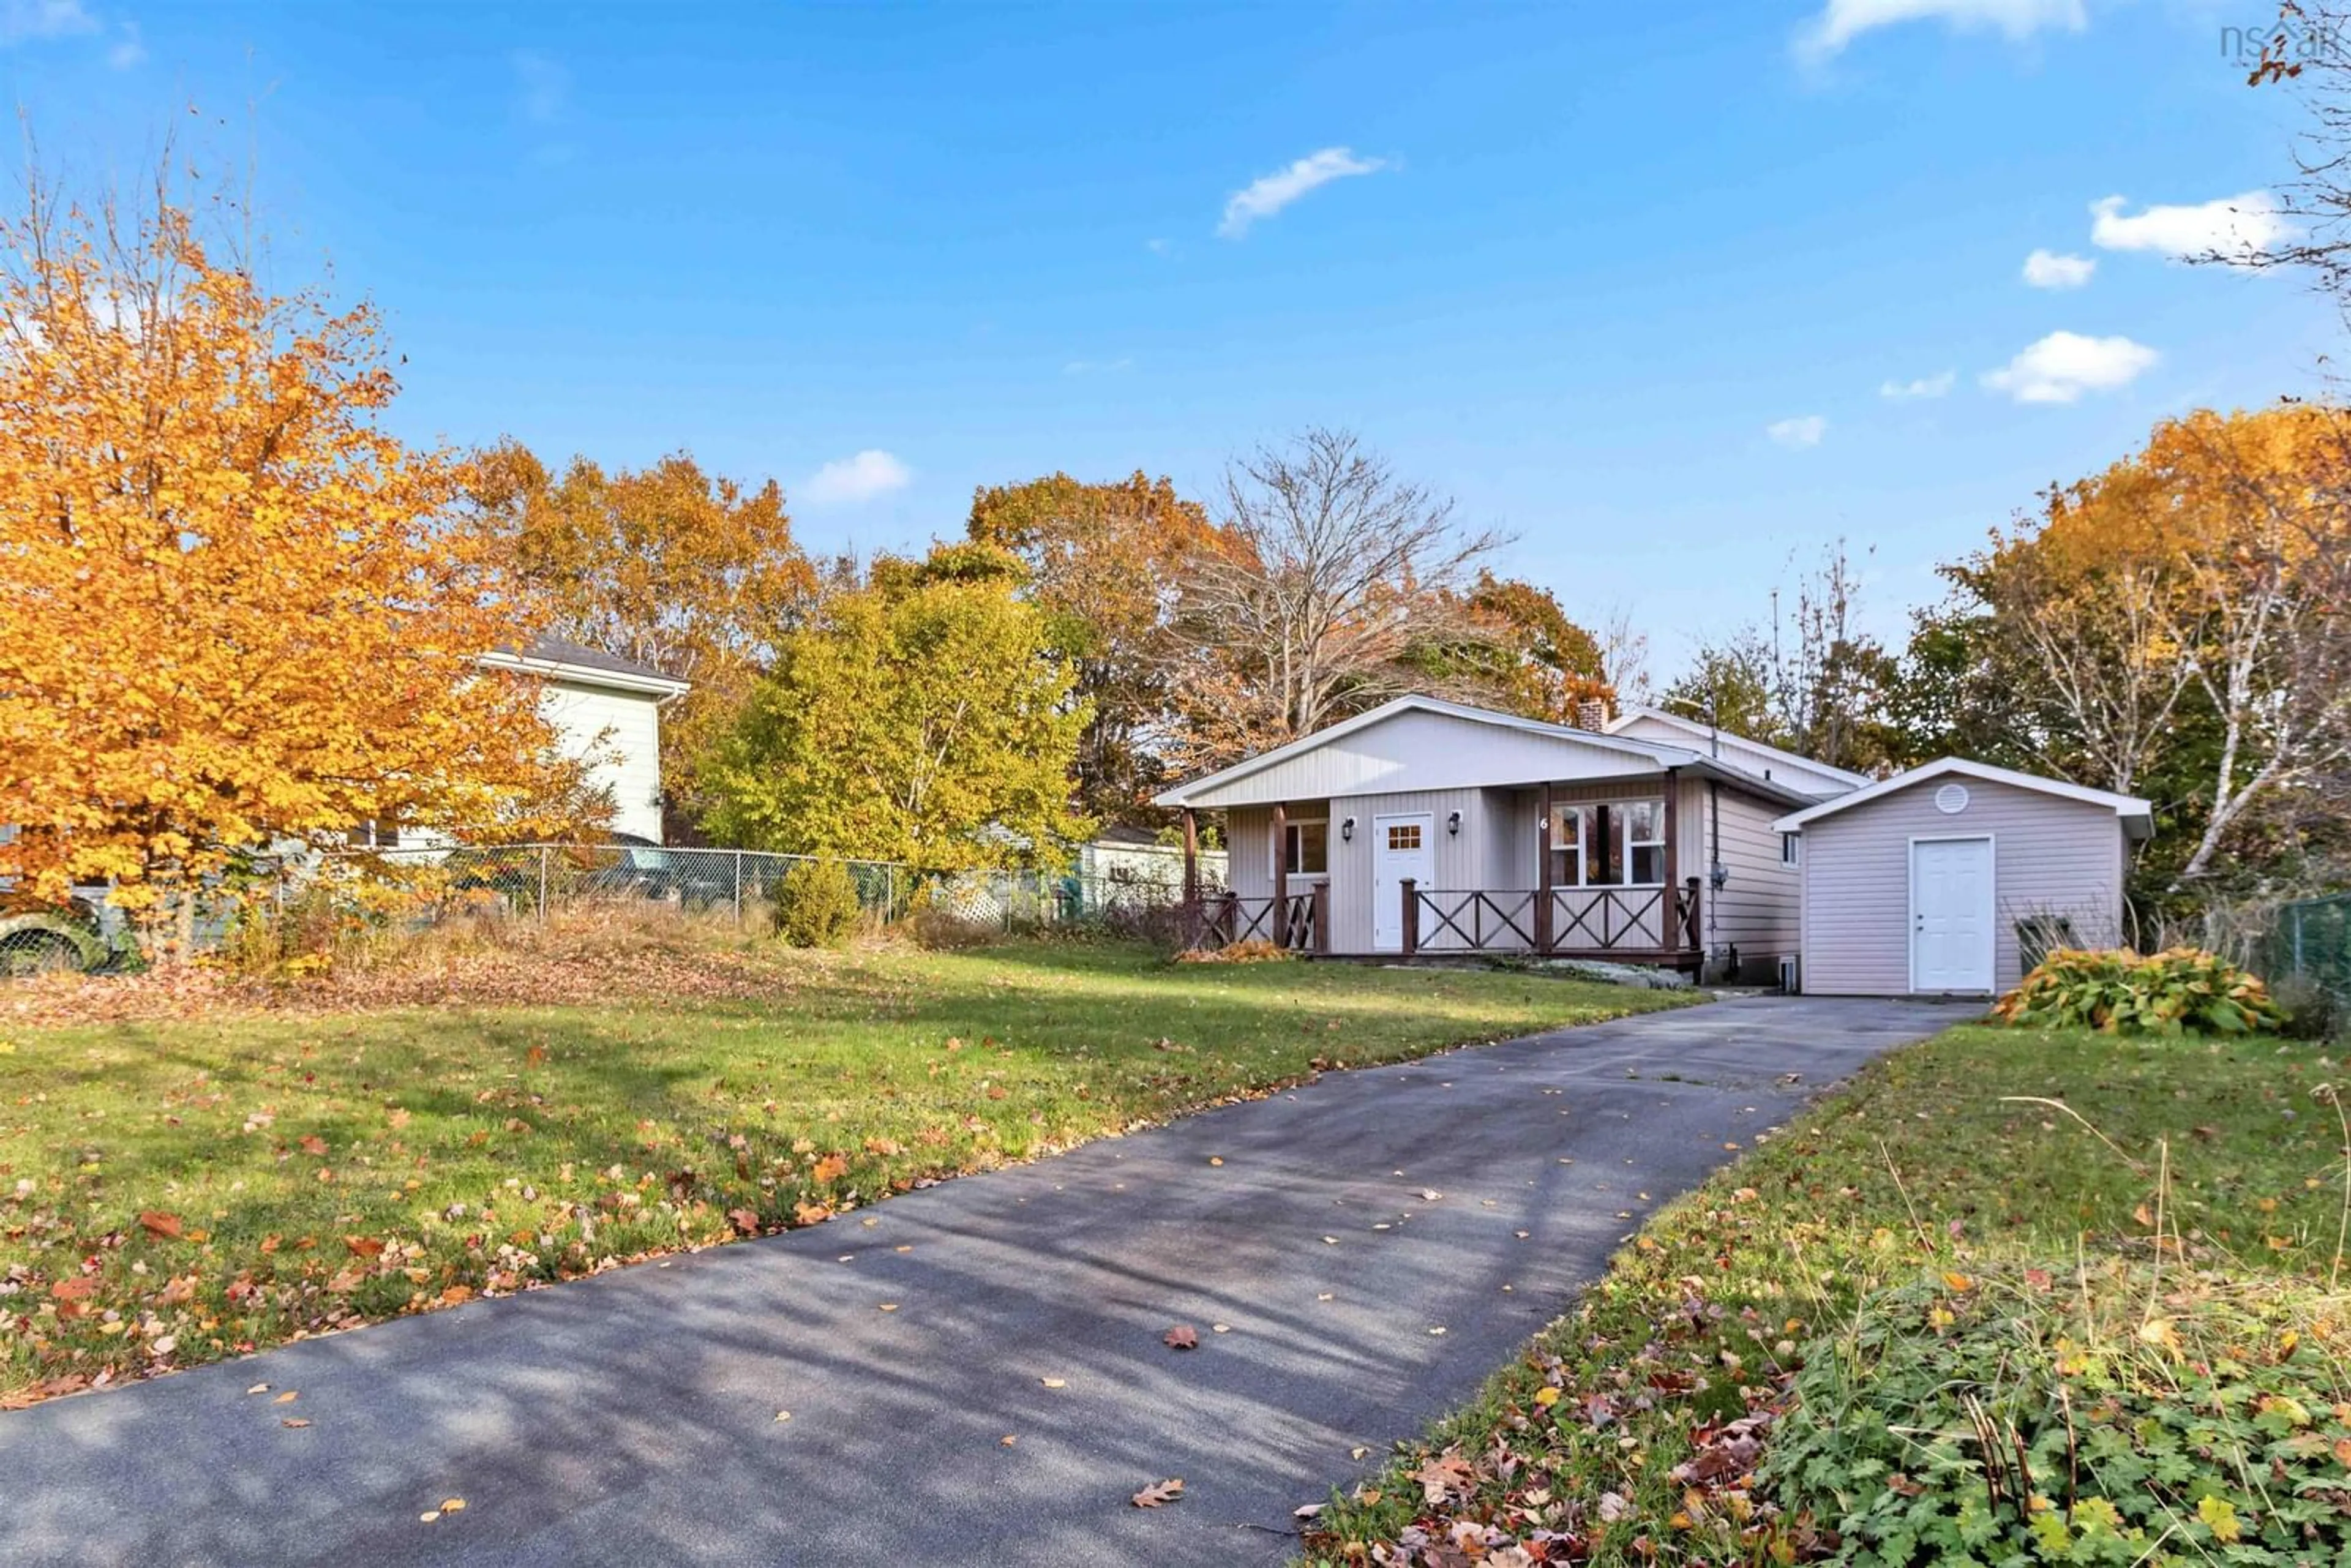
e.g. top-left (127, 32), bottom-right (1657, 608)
top-left (476, 635), bottom-right (691, 844)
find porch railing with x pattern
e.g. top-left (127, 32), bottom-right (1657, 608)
top-left (1192, 889), bottom-right (1320, 951)
top-left (1405, 877), bottom-right (1704, 963)
top-left (1415, 890), bottom-right (1539, 952)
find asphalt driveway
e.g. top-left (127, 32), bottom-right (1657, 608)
top-left (0, 994), bottom-right (1954, 1566)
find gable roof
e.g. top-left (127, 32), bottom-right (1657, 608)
top-left (1152, 694), bottom-right (1820, 811)
top-left (1603, 703), bottom-right (1872, 792)
top-left (1770, 757), bottom-right (2156, 839)
top-left (479, 635), bottom-right (691, 698)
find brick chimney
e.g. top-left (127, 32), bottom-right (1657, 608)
top-left (1575, 696), bottom-right (1610, 732)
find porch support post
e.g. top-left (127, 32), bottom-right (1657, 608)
top-left (1535, 782), bottom-right (1554, 954)
top-left (1270, 801), bottom-right (1289, 945)
top-left (1180, 808), bottom-right (1200, 903)
top-left (1662, 767), bottom-right (1681, 952)
top-left (1312, 879), bottom-right (1330, 955)
top-left (1401, 877), bottom-right (1419, 958)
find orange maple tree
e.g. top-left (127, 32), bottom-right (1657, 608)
top-left (0, 171), bottom-right (574, 941)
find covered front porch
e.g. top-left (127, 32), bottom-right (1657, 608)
top-left (1176, 775), bottom-right (1708, 969)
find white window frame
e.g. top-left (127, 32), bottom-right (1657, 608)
top-left (1548, 797), bottom-right (1666, 888)
top-left (1782, 831), bottom-right (1801, 866)
top-left (1272, 817), bottom-right (1330, 880)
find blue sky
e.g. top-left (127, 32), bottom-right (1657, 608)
top-left (4, 0), bottom-right (2336, 682)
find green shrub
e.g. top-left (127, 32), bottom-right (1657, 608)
top-left (1763, 1265), bottom-right (2351, 1566)
top-left (770, 858), bottom-right (863, 947)
top-left (1993, 947), bottom-right (2284, 1035)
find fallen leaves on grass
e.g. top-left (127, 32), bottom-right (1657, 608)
top-left (1131, 1479), bottom-right (1184, 1508)
top-left (1163, 1325), bottom-right (1199, 1350)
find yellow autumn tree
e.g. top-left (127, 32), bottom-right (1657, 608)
top-left (0, 167), bottom-right (575, 946)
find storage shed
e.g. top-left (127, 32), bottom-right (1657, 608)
top-left (1771, 759), bottom-right (2153, 997)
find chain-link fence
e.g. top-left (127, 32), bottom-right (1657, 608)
top-left (2, 841), bottom-right (1224, 979)
top-left (328, 844), bottom-right (1210, 937)
top-left (2270, 893), bottom-right (2351, 999)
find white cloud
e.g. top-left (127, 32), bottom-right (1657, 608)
top-left (1879, 370), bottom-right (1955, 399)
top-left (2089, 192), bottom-right (2293, 264)
top-left (1981, 330), bottom-right (2158, 403)
top-left (1, 0), bottom-right (96, 43)
top-left (2022, 248), bottom-right (2094, 288)
top-left (1767, 415), bottom-right (1828, 448)
top-left (1797, 0), bottom-right (2083, 61)
top-left (803, 449), bottom-right (912, 506)
top-left (1218, 147), bottom-right (1387, 239)
top-left (512, 50), bottom-right (569, 124)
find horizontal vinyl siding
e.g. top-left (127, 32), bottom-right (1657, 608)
top-left (1706, 785), bottom-right (1801, 977)
top-left (1800, 777), bottom-right (2128, 996)
top-left (538, 680), bottom-right (667, 842)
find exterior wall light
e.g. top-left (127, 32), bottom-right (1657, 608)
top-left (1447, 811), bottom-right (1462, 836)
top-left (1340, 817), bottom-right (1355, 841)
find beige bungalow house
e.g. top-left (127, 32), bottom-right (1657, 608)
top-left (1152, 694), bottom-right (1864, 980)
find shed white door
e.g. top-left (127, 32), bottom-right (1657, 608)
top-left (1372, 813), bottom-right (1434, 953)
top-left (1911, 836), bottom-right (1994, 992)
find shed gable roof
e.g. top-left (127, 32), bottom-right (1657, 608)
top-left (1771, 757), bottom-right (2154, 839)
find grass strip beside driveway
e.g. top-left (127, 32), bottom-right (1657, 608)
top-left (1300, 1022), bottom-right (2349, 1565)
top-left (0, 941), bottom-right (1690, 1405)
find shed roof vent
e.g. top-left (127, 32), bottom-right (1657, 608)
top-left (1935, 782), bottom-right (1970, 815)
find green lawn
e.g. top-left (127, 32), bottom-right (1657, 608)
top-left (0, 941), bottom-right (1688, 1405)
top-left (1302, 1024), bottom-right (2351, 1565)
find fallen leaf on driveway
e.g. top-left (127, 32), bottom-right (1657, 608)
top-left (280, 1417), bottom-right (310, 1428)
top-left (441, 1499), bottom-right (466, 1513)
top-left (1294, 1502), bottom-right (1324, 1520)
top-left (1041, 1378), bottom-right (1067, 1389)
top-left (1000, 1435), bottom-right (1017, 1447)
top-left (1207, 1156), bottom-right (1223, 1166)
top-left (774, 1411), bottom-right (791, 1422)
top-left (1418, 1190), bottom-right (1442, 1201)
top-left (246, 1383), bottom-right (269, 1395)
top-left (1163, 1325), bottom-right (1199, 1350)
top-left (1132, 1479), bottom-right (1184, 1508)
top-left (1210, 1324), bottom-right (1231, 1334)
top-left (419, 1512), bottom-right (440, 1524)
top-left (878, 1303), bottom-right (899, 1313)
top-left (273, 1390), bottom-right (298, 1405)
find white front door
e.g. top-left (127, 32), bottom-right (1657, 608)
top-left (1372, 812), bottom-right (1435, 953)
top-left (1911, 836), bottom-right (1995, 992)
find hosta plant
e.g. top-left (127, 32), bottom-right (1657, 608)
top-left (1993, 947), bottom-right (2284, 1035)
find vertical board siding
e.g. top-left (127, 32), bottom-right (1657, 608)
top-left (1327, 787), bottom-right (1489, 951)
top-left (538, 680), bottom-right (667, 842)
top-left (1181, 707), bottom-right (1669, 809)
top-left (1799, 777), bottom-right (2128, 996)
top-left (1226, 808), bottom-right (1273, 901)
